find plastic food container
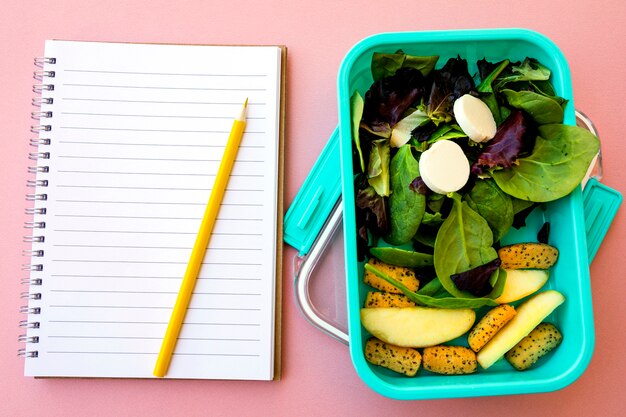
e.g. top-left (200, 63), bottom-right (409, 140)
top-left (285, 29), bottom-right (623, 400)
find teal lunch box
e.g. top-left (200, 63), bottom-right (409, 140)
top-left (285, 29), bottom-right (622, 399)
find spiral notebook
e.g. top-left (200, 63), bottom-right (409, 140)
top-left (21, 40), bottom-right (285, 379)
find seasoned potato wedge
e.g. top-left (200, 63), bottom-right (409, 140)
top-left (468, 304), bottom-right (517, 352)
top-left (364, 291), bottom-right (416, 308)
top-left (505, 322), bottom-right (563, 370)
top-left (498, 242), bottom-right (559, 269)
top-left (365, 337), bottom-right (422, 376)
top-left (422, 345), bottom-right (477, 375)
top-left (363, 258), bottom-right (419, 293)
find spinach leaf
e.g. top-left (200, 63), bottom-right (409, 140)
top-left (434, 194), bottom-right (499, 299)
top-left (530, 81), bottom-right (568, 108)
top-left (367, 139), bottom-right (391, 196)
top-left (492, 124), bottom-right (600, 202)
top-left (416, 276), bottom-right (445, 296)
top-left (502, 89), bottom-right (564, 124)
top-left (364, 263), bottom-right (499, 308)
top-left (384, 145), bottom-right (425, 244)
top-left (426, 124), bottom-right (467, 144)
top-left (495, 58), bottom-right (551, 90)
top-left (421, 211), bottom-right (444, 226)
top-left (464, 178), bottom-right (514, 243)
top-left (371, 52), bottom-right (439, 81)
top-left (510, 197), bottom-right (538, 229)
top-left (350, 91), bottom-right (366, 172)
top-left (413, 225), bottom-right (438, 248)
top-left (369, 246), bottom-right (433, 267)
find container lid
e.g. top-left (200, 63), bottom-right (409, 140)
top-left (583, 177), bottom-right (623, 262)
top-left (284, 127), bottom-right (342, 255)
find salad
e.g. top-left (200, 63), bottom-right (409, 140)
top-left (350, 51), bottom-right (600, 309)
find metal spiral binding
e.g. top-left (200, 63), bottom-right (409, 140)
top-left (25, 207), bottom-right (47, 215)
top-left (22, 264), bottom-right (43, 272)
top-left (21, 56), bottom-right (54, 360)
top-left (32, 97), bottom-right (53, 106)
top-left (30, 138), bottom-right (51, 146)
top-left (30, 125), bottom-right (51, 133)
top-left (28, 151), bottom-right (50, 160)
top-left (28, 166), bottom-right (49, 174)
top-left (19, 320), bottom-right (40, 329)
top-left (31, 111), bottom-right (53, 120)
top-left (34, 57), bottom-right (56, 66)
top-left (20, 306), bottom-right (41, 314)
top-left (18, 349), bottom-right (39, 358)
top-left (33, 70), bottom-right (55, 81)
top-left (25, 194), bottom-right (47, 201)
top-left (18, 335), bottom-right (40, 343)
top-left (21, 277), bottom-right (43, 285)
top-left (24, 221), bottom-right (46, 229)
top-left (27, 179), bottom-right (49, 187)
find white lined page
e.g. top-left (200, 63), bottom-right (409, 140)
top-left (25, 40), bottom-right (282, 379)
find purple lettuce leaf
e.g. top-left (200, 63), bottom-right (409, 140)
top-left (451, 258), bottom-right (502, 297)
top-left (426, 56), bottom-right (477, 124)
top-left (355, 184), bottom-right (389, 237)
top-left (471, 110), bottom-right (532, 175)
top-left (408, 176), bottom-right (430, 195)
top-left (361, 67), bottom-right (427, 136)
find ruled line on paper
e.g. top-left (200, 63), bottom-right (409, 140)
top-left (51, 230), bottom-right (263, 236)
top-left (59, 126), bottom-right (266, 133)
top-left (49, 289), bottom-right (262, 296)
top-left (52, 244), bottom-right (262, 251)
top-left (53, 214), bottom-right (263, 221)
top-left (61, 97), bottom-right (268, 105)
top-left (51, 261), bottom-right (263, 267)
top-left (50, 335), bottom-right (260, 339)
top-left (46, 352), bottom-right (262, 357)
top-left (56, 170), bottom-right (265, 177)
top-left (60, 111), bottom-right (265, 120)
top-left (49, 306), bottom-right (262, 311)
top-left (57, 140), bottom-right (266, 148)
top-left (54, 200), bottom-right (263, 206)
top-left (62, 82), bottom-right (267, 92)
top-left (50, 274), bottom-right (263, 281)
top-left (64, 69), bottom-right (269, 77)
top-left (55, 186), bottom-right (265, 192)
top-left (56, 155), bottom-right (265, 163)
top-left (49, 320), bottom-right (261, 325)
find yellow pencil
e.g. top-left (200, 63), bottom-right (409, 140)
top-left (153, 99), bottom-right (248, 377)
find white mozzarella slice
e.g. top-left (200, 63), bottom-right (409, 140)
top-left (419, 140), bottom-right (470, 194)
top-left (453, 94), bottom-right (497, 143)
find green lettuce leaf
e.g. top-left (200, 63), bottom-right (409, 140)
top-left (371, 51), bottom-right (439, 81)
top-left (492, 124), bottom-right (600, 202)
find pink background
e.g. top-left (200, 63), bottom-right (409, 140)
top-left (2, 1), bottom-right (625, 416)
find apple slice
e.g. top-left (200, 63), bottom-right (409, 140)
top-left (477, 290), bottom-right (565, 369)
top-left (360, 306), bottom-right (475, 348)
top-left (495, 269), bottom-right (549, 304)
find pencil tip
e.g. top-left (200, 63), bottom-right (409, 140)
top-left (237, 98), bottom-right (249, 121)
